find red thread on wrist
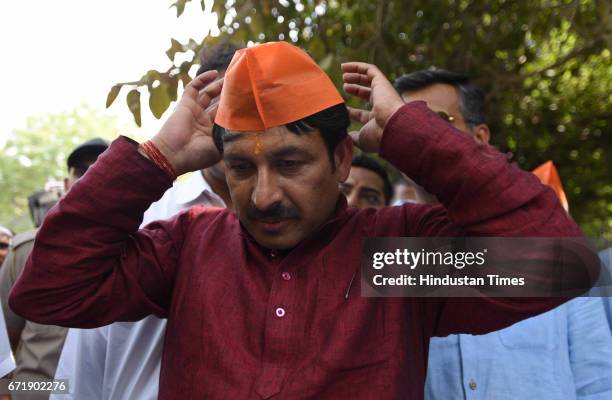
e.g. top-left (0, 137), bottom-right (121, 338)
top-left (139, 140), bottom-right (177, 181)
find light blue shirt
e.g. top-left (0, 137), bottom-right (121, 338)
top-left (426, 297), bottom-right (612, 400)
top-left (599, 247), bottom-right (612, 332)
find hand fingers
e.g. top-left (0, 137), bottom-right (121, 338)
top-left (341, 62), bottom-right (376, 75)
top-left (349, 121), bottom-right (381, 153)
top-left (206, 102), bottom-right (219, 121)
top-left (182, 70), bottom-right (219, 100)
top-left (349, 131), bottom-right (361, 146)
top-left (347, 106), bottom-right (371, 124)
top-left (189, 70), bottom-right (219, 91)
top-left (343, 83), bottom-right (372, 101)
top-left (194, 102), bottom-right (220, 133)
top-left (342, 72), bottom-right (373, 86)
top-left (196, 77), bottom-right (224, 109)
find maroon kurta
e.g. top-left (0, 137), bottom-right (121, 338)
top-left (10, 102), bottom-right (593, 399)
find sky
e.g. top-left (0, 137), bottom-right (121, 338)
top-left (0, 0), bottom-right (216, 142)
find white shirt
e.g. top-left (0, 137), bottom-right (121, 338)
top-left (0, 306), bottom-right (15, 377)
top-left (52, 171), bottom-right (225, 399)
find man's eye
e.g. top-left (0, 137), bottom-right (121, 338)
top-left (278, 160), bottom-right (304, 172)
top-left (364, 194), bottom-right (382, 205)
top-left (229, 163), bottom-right (253, 175)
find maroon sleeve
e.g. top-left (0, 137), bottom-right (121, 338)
top-left (9, 137), bottom-right (184, 328)
top-left (375, 101), bottom-right (599, 336)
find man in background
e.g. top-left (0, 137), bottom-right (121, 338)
top-left (0, 227), bottom-right (13, 267)
top-left (600, 247), bottom-right (612, 331)
top-left (0, 138), bottom-right (108, 400)
top-left (395, 69), bottom-right (612, 399)
top-left (341, 155), bottom-right (392, 209)
top-left (52, 41), bottom-right (237, 400)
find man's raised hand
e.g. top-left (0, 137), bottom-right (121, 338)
top-left (341, 62), bottom-right (404, 153)
top-left (151, 70), bottom-right (224, 176)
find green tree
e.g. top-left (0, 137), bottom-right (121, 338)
top-left (107, 0), bottom-right (611, 244)
top-left (0, 105), bottom-right (121, 233)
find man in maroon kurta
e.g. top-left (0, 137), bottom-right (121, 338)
top-left (10, 42), bottom-right (596, 399)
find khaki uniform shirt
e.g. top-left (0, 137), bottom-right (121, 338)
top-left (0, 230), bottom-right (67, 400)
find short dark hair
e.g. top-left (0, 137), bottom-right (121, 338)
top-left (212, 103), bottom-right (350, 168)
top-left (351, 155), bottom-right (393, 204)
top-left (393, 69), bottom-right (486, 126)
top-left (66, 138), bottom-right (109, 170)
top-left (196, 41), bottom-right (241, 75)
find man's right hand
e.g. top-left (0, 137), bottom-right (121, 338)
top-left (150, 70), bottom-right (224, 176)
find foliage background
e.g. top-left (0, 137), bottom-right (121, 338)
top-left (2, 0), bottom-right (610, 244)
top-left (109, 0), bottom-right (611, 244)
top-left (0, 106), bottom-right (123, 233)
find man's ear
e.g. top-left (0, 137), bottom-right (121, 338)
top-left (472, 123), bottom-right (491, 145)
top-left (63, 177), bottom-right (69, 192)
top-left (334, 136), bottom-right (353, 182)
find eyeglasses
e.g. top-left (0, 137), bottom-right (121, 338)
top-left (436, 111), bottom-right (455, 123)
top-left (0, 242), bottom-right (9, 250)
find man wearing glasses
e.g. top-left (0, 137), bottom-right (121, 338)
top-left (394, 70), bottom-right (612, 399)
top-left (394, 69), bottom-right (490, 145)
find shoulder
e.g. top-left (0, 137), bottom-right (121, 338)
top-left (188, 205), bottom-right (230, 222)
top-left (370, 203), bottom-right (451, 235)
top-left (10, 229), bottom-right (37, 251)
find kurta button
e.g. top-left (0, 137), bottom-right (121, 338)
top-left (269, 250), bottom-right (278, 258)
top-left (275, 307), bottom-right (286, 317)
top-left (469, 380), bottom-right (477, 390)
top-left (281, 272), bottom-right (291, 281)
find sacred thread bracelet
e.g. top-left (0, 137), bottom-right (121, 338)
top-left (139, 140), bottom-right (177, 181)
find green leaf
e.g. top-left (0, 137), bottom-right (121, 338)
top-left (188, 38), bottom-right (199, 50)
top-left (171, 0), bottom-right (187, 17)
top-left (308, 37), bottom-right (326, 59)
top-left (179, 61), bottom-right (192, 74)
top-left (149, 83), bottom-right (171, 119)
top-left (167, 77), bottom-right (179, 102)
top-left (319, 53), bottom-right (334, 71)
top-left (166, 39), bottom-right (184, 61)
top-left (105, 84), bottom-right (122, 108)
top-left (249, 13), bottom-right (264, 37)
top-left (144, 70), bottom-right (162, 86)
top-left (126, 89), bottom-right (141, 127)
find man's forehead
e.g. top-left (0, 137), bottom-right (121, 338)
top-left (223, 126), bottom-right (320, 155)
top-left (223, 126), bottom-right (297, 140)
top-left (347, 166), bottom-right (384, 188)
top-left (401, 83), bottom-right (461, 113)
top-left (69, 155), bottom-right (100, 168)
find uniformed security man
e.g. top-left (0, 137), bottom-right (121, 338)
top-left (0, 138), bottom-right (108, 399)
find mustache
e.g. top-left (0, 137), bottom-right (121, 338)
top-left (246, 203), bottom-right (300, 221)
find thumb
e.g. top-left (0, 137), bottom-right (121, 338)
top-left (349, 121), bottom-right (381, 153)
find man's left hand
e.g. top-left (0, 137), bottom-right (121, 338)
top-left (341, 62), bottom-right (404, 153)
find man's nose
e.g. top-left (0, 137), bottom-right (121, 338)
top-left (251, 169), bottom-right (283, 210)
top-left (346, 191), bottom-right (360, 208)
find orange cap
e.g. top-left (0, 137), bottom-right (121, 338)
top-left (532, 160), bottom-right (569, 211)
top-left (214, 41), bottom-right (344, 131)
